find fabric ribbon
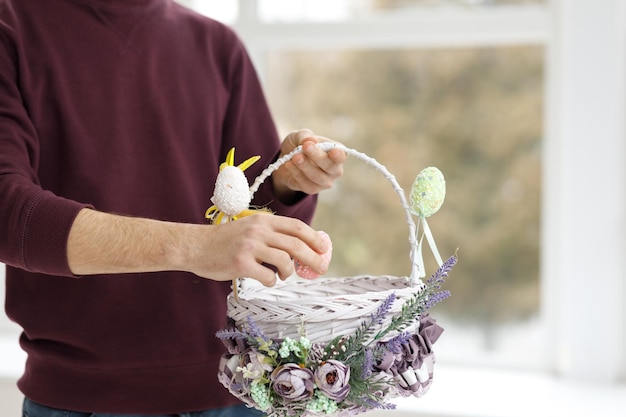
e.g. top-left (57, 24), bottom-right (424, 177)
top-left (375, 315), bottom-right (444, 397)
top-left (220, 335), bottom-right (248, 355)
top-left (416, 216), bottom-right (444, 278)
top-left (218, 353), bottom-right (258, 408)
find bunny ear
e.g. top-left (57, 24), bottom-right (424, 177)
top-left (220, 147), bottom-right (237, 171)
top-left (238, 155), bottom-right (261, 172)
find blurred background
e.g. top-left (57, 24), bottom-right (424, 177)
top-left (1, 0), bottom-right (625, 416)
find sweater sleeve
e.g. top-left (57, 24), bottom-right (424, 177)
top-left (0, 21), bottom-right (89, 276)
top-left (216, 28), bottom-right (317, 224)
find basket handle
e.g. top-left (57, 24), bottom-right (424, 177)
top-left (249, 142), bottom-right (421, 285)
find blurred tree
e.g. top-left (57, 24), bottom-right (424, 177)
top-left (266, 46), bottom-right (543, 347)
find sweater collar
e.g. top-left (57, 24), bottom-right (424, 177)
top-left (69, 0), bottom-right (167, 13)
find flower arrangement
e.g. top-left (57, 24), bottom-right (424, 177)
top-left (216, 255), bottom-right (456, 417)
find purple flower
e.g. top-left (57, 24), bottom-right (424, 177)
top-left (427, 255), bottom-right (457, 288)
top-left (371, 293), bottom-right (396, 325)
top-left (362, 348), bottom-right (375, 379)
top-left (246, 315), bottom-right (270, 341)
top-left (271, 363), bottom-right (314, 401)
top-left (314, 359), bottom-right (351, 402)
top-left (385, 332), bottom-right (412, 354)
top-left (424, 290), bottom-right (451, 310)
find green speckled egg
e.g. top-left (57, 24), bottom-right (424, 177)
top-left (410, 167), bottom-right (446, 217)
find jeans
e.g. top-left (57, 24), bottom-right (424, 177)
top-left (22, 398), bottom-right (264, 417)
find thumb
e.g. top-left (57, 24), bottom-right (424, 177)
top-left (282, 128), bottom-right (317, 153)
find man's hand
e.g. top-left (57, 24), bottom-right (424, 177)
top-left (271, 129), bottom-right (347, 203)
top-left (67, 209), bottom-right (330, 287)
top-left (187, 213), bottom-right (330, 286)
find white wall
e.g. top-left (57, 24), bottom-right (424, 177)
top-left (544, 0), bottom-right (626, 382)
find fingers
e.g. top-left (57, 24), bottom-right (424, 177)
top-left (287, 143), bottom-right (343, 193)
top-left (245, 262), bottom-right (279, 287)
top-left (196, 215), bottom-right (328, 287)
top-left (300, 140), bottom-right (345, 178)
top-left (263, 216), bottom-right (330, 274)
top-left (282, 128), bottom-right (316, 154)
top-left (277, 130), bottom-right (346, 195)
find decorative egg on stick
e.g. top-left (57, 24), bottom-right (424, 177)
top-left (206, 147), bottom-right (333, 293)
top-left (410, 167), bottom-right (446, 218)
top-left (206, 148), bottom-right (266, 300)
top-left (409, 167), bottom-right (446, 277)
top-left (205, 147), bottom-right (261, 225)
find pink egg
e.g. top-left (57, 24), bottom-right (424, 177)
top-left (295, 231), bottom-right (332, 279)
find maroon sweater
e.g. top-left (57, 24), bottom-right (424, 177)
top-left (0, 0), bottom-right (315, 413)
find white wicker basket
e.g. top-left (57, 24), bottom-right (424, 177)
top-left (228, 143), bottom-right (423, 341)
top-left (217, 143), bottom-right (453, 416)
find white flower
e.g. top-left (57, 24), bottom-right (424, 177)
top-left (237, 351), bottom-right (273, 382)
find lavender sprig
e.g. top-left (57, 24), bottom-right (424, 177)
top-left (373, 254), bottom-right (457, 340)
top-left (362, 348), bottom-right (375, 379)
top-left (384, 332), bottom-right (412, 354)
top-left (215, 316), bottom-right (274, 350)
top-left (427, 254), bottom-right (457, 288)
top-left (215, 327), bottom-right (248, 341)
top-left (336, 293), bottom-right (398, 359)
top-left (371, 293), bottom-right (396, 325)
top-left (246, 315), bottom-right (271, 342)
top-left (425, 289), bottom-right (451, 310)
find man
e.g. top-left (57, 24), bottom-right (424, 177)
top-left (0, 0), bottom-right (346, 416)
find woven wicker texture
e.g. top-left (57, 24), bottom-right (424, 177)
top-left (230, 276), bottom-right (423, 341)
